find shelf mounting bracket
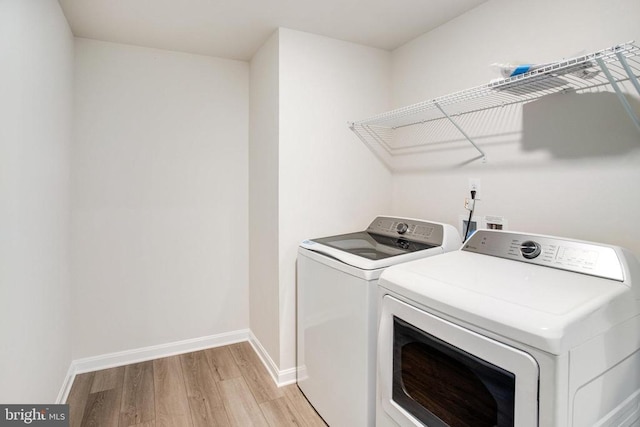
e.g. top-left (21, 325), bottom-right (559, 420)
top-left (615, 51), bottom-right (640, 96)
top-left (596, 56), bottom-right (640, 132)
top-left (434, 102), bottom-right (487, 162)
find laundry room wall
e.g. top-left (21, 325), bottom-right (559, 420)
top-left (277, 28), bottom-right (393, 371)
top-left (249, 28), bottom-right (393, 378)
top-left (72, 39), bottom-right (250, 359)
top-left (249, 31), bottom-right (281, 368)
top-left (0, 0), bottom-right (74, 402)
top-left (389, 0), bottom-right (640, 255)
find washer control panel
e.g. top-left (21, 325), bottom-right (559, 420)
top-left (366, 216), bottom-right (444, 246)
top-left (396, 222), bottom-right (409, 234)
top-left (463, 230), bottom-right (625, 281)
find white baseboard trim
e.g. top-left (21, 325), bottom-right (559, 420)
top-left (57, 329), bottom-right (298, 402)
top-left (56, 329), bottom-right (250, 403)
top-left (56, 363), bottom-right (77, 404)
top-left (73, 329), bottom-right (251, 375)
top-left (248, 332), bottom-right (297, 387)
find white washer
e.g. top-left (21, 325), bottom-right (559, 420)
top-left (297, 216), bottom-right (461, 427)
top-left (377, 229), bottom-right (640, 427)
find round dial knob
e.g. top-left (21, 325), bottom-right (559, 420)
top-left (520, 241), bottom-right (542, 259)
top-left (396, 223), bottom-right (409, 234)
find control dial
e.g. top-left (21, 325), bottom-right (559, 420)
top-left (520, 240), bottom-right (542, 259)
top-left (396, 223), bottom-right (409, 234)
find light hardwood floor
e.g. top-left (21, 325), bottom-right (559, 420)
top-left (66, 342), bottom-right (327, 427)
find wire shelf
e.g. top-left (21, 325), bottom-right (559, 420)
top-left (350, 42), bottom-right (640, 167)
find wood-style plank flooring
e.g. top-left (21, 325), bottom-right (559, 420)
top-left (66, 342), bottom-right (327, 427)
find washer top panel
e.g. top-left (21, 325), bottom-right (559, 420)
top-left (300, 216), bottom-right (461, 271)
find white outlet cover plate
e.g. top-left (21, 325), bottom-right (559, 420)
top-left (468, 178), bottom-right (481, 194)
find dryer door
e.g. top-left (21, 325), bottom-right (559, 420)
top-left (378, 295), bottom-right (539, 427)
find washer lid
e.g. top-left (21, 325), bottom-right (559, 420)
top-left (299, 216), bottom-right (461, 270)
top-left (311, 231), bottom-right (435, 260)
top-left (379, 231), bottom-right (639, 354)
top-left (300, 239), bottom-right (444, 270)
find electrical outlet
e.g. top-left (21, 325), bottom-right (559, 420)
top-left (469, 178), bottom-right (481, 197)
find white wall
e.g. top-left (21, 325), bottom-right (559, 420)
top-left (249, 31), bottom-right (281, 367)
top-left (278, 28), bottom-right (393, 370)
top-left (390, 0), bottom-right (640, 255)
top-left (72, 39), bottom-right (249, 358)
top-left (0, 0), bottom-right (74, 402)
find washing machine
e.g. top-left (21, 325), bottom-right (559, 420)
top-left (377, 229), bottom-right (640, 427)
top-left (297, 216), bottom-right (461, 427)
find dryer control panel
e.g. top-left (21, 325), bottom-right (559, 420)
top-left (463, 230), bottom-right (625, 281)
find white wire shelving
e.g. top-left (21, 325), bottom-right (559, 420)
top-left (350, 42), bottom-right (640, 167)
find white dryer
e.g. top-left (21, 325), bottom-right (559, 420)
top-left (377, 229), bottom-right (640, 427)
top-left (297, 216), bottom-right (461, 427)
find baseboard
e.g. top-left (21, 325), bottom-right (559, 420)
top-left (58, 328), bottom-right (297, 403)
top-left (56, 328), bottom-right (250, 403)
top-left (56, 363), bottom-right (77, 404)
top-left (248, 332), bottom-right (297, 387)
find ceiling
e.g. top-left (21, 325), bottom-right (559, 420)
top-left (58, 0), bottom-right (488, 61)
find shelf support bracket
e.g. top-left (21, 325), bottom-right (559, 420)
top-left (615, 51), bottom-right (640, 96)
top-left (434, 102), bottom-right (487, 162)
top-left (596, 56), bottom-right (640, 133)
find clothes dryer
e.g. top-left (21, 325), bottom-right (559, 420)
top-left (377, 230), bottom-right (640, 427)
